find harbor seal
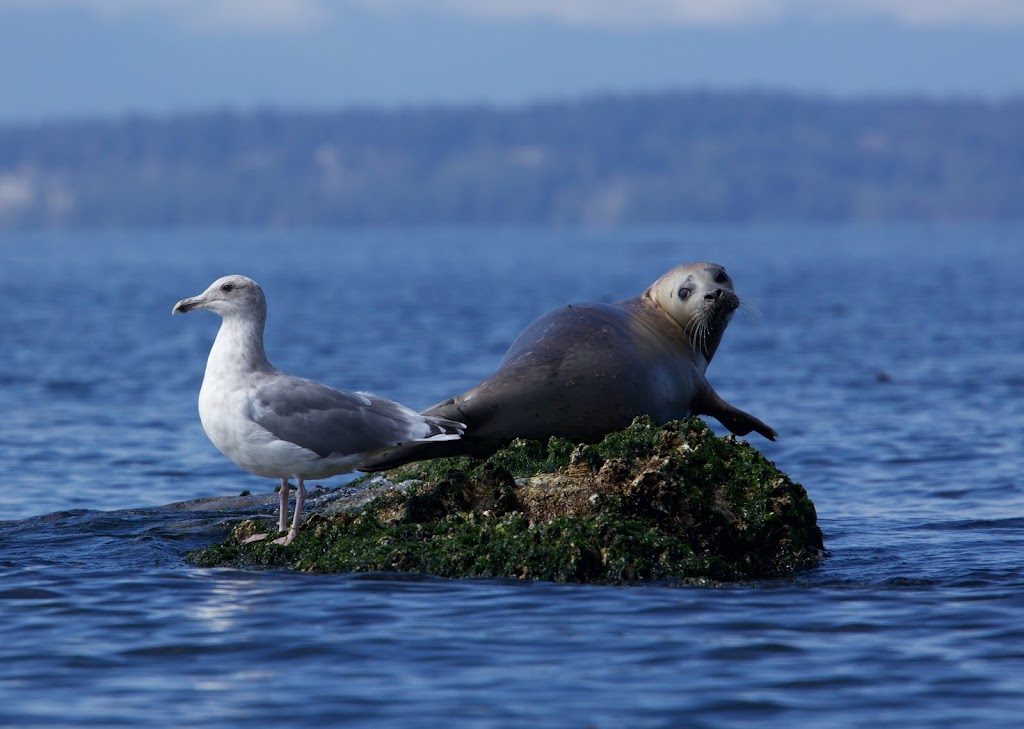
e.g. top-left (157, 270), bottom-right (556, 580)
top-left (361, 261), bottom-right (776, 471)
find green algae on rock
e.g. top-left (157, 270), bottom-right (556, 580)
top-left (189, 417), bottom-right (824, 583)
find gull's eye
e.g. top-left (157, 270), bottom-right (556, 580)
top-left (714, 271), bottom-right (730, 284)
top-left (677, 287), bottom-right (691, 300)
top-left (220, 283), bottom-right (235, 293)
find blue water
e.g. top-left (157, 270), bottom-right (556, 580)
top-left (2, 226), bottom-right (1023, 727)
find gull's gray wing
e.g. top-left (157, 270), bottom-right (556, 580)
top-left (250, 374), bottom-right (455, 458)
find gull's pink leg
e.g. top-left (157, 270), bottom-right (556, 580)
top-left (241, 478), bottom-right (289, 544)
top-left (278, 478), bottom-right (290, 532)
top-left (273, 480), bottom-right (306, 546)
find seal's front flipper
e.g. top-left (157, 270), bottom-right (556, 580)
top-left (693, 384), bottom-right (778, 441)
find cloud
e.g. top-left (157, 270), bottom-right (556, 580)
top-left (357, 0), bottom-right (782, 27)
top-left (0, 0), bottom-right (325, 32)
top-left (358, 0), bottom-right (1024, 29)
top-left (2, 0), bottom-right (1024, 32)
top-left (845, 0), bottom-right (1024, 27)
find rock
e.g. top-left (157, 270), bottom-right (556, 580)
top-left (189, 417), bottom-right (824, 584)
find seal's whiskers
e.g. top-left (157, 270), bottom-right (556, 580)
top-left (739, 299), bottom-right (763, 321)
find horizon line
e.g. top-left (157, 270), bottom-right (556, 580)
top-left (3, 85), bottom-right (1023, 128)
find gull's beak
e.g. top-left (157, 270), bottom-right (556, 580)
top-left (172, 294), bottom-right (204, 315)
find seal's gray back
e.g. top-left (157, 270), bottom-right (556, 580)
top-left (426, 301), bottom-right (700, 446)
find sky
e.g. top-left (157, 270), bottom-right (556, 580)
top-left (2, 0), bottom-right (1024, 122)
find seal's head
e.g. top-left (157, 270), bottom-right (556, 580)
top-left (645, 261), bottom-right (740, 362)
top-left (172, 274), bottom-right (267, 322)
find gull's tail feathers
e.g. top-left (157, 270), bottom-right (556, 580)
top-left (416, 416), bottom-right (466, 443)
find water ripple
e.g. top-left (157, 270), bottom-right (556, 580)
top-left (3, 227), bottom-right (1024, 727)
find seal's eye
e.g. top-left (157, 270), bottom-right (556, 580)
top-left (220, 283), bottom-right (234, 293)
top-left (677, 287), bottom-right (691, 300)
top-left (714, 271), bottom-right (730, 284)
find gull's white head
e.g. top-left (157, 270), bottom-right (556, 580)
top-left (172, 275), bottom-right (266, 320)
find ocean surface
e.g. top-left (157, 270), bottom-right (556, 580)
top-left (1, 226), bottom-right (1022, 728)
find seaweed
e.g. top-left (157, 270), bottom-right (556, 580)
top-left (189, 417), bottom-right (824, 584)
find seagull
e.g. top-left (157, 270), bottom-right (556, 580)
top-left (172, 274), bottom-right (465, 545)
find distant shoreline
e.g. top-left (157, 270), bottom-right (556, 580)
top-left (2, 90), bottom-right (1021, 228)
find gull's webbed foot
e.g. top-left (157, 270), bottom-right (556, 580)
top-left (271, 529), bottom-right (298, 546)
top-left (240, 532), bottom-right (270, 544)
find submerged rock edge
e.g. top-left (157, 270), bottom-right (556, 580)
top-left (188, 417), bottom-right (824, 584)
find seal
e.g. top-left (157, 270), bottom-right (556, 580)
top-left (361, 261), bottom-right (776, 471)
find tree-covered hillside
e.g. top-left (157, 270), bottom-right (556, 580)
top-left (0, 92), bottom-right (1021, 227)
